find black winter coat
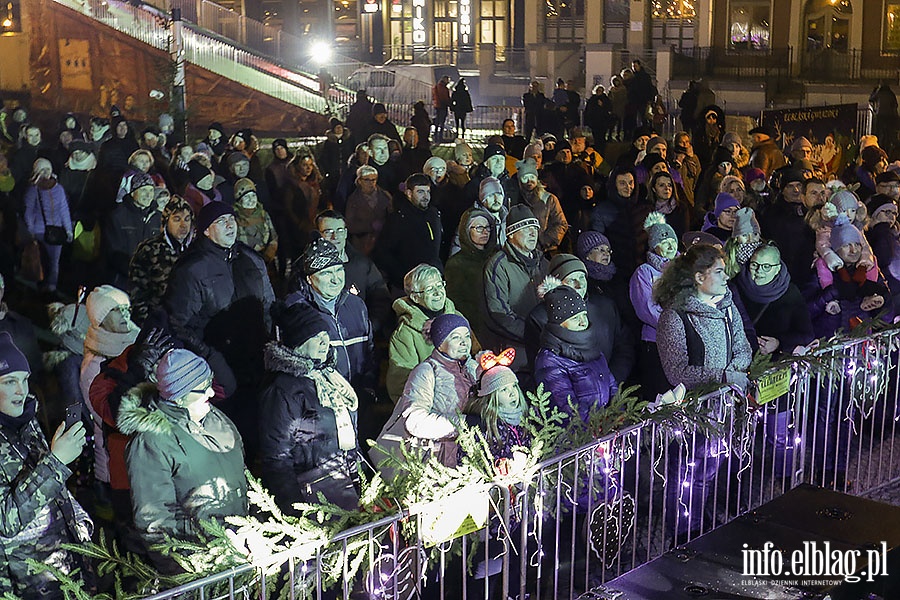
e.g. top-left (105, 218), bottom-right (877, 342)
top-left (165, 236), bottom-right (274, 385)
top-left (736, 282), bottom-right (814, 355)
top-left (759, 200), bottom-right (817, 294)
top-left (104, 200), bottom-right (161, 284)
top-left (373, 200), bottom-right (443, 290)
top-left (258, 342), bottom-right (359, 512)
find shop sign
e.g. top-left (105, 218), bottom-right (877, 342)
top-left (412, 0), bottom-right (427, 44)
top-left (459, 0), bottom-right (471, 45)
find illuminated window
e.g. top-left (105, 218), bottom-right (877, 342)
top-left (729, 1), bottom-right (771, 50)
top-left (886, 3), bottom-right (900, 51)
top-left (2, 1), bottom-right (20, 33)
top-left (650, 0), bottom-right (695, 19)
top-left (544, 0), bottom-right (585, 43)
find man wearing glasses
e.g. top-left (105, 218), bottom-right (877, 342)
top-left (316, 210), bottom-right (391, 336)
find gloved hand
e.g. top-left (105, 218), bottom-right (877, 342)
top-left (131, 328), bottom-right (177, 379)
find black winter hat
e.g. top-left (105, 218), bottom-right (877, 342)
top-left (208, 122), bottom-right (225, 135)
top-left (300, 237), bottom-right (344, 275)
top-left (540, 279), bottom-right (587, 325)
top-left (273, 302), bottom-right (330, 349)
top-left (372, 103), bottom-right (387, 115)
top-left (749, 125), bottom-right (778, 140)
top-left (196, 201), bottom-right (235, 233)
top-left (482, 143), bottom-right (506, 161)
top-left (272, 138), bottom-right (289, 151)
top-left (187, 160), bottom-right (212, 187)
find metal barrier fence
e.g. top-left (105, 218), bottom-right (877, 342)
top-left (141, 328), bottom-right (900, 599)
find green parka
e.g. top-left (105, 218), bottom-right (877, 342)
top-left (119, 384), bottom-right (248, 550)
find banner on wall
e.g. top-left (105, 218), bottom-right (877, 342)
top-left (761, 104), bottom-right (858, 181)
top-left (58, 38), bottom-right (93, 91)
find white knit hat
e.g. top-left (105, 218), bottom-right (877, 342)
top-left (86, 285), bottom-right (131, 327)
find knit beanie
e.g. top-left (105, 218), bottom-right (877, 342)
top-left (641, 152), bottom-right (667, 171)
top-left (646, 135), bottom-right (667, 153)
top-left (477, 364), bottom-right (518, 397)
top-left (515, 158), bottom-right (539, 180)
top-left (555, 139), bottom-right (572, 152)
top-left (0, 332), bottom-right (30, 376)
top-left (830, 214), bottom-right (863, 250)
top-left (187, 159), bottom-right (212, 186)
top-left (196, 201), bottom-right (235, 233)
top-left (861, 145), bottom-right (888, 170)
top-left (644, 212), bottom-right (677, 249)
top-left (790, 136), bottom-right (812, 152)
top-left (506, 204), bottom-right (540, 236)
top-left (427, 313), bottom-right (469, 349)
top-left (68, 140), bottom-right (93, 155)
top-left (576, 230), bottom-right (611, 258)
top-left (274, 302), bottom-right (329, 348)
top-left (233, 177), bottom-right (256, 201)
top-left (744, 168), bottom-right (767, 184)
top-left (423, 156), bottom-right (447, 179)
top-left (208, 122), bottom-right (225, 136)
top-left (721, 132), bottom-right (741, 148)
top-left (479, 176), bottom-right (504, 201)
top-left (867, 194), bottom-right (897, 220)
top-left (538, 276), bottom-right (587, 325)
top-left (876, 170), bottom-right (900, 184)
top-left (732, 207), bottom-right (761, 237)
top-left (156, 349), bottom-right (212, 403)
top-left (129, 172), bottom-right (155, 193)
top-left (714, 192), bottom-right (741, 218)
top-left (524, 142), bottom-right (543, 158)
top-left (780, 169), bottom-right (804, 188)
top-left (86, 285), bottom-right (131, 328)
top-left (32, 158), bottom-right (53, 178)
top-left (372, 103), bottom-right (387, 115)
top-left (49, 302), bottom-right (90, 356)
top-left (162, 196), bottom-right (192, 224)
top-left (828, 189), bottom-right (859, 214)
top-left (548, 253), bottom-right (587, 281)
top-left (301, 237), bottom-right (343, 275)
top-left (682, 231), bottom-right (723, 248)
top-left (329, 118), bottom-right (343, 131)
top-left (483, 143), bottom-right (506, 161)
top-left (226, 152), bottom-right (250, 169)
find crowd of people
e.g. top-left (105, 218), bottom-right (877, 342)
top-left (1, 74), bottom-right (899, 595)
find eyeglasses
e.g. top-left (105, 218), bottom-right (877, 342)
top-left (748, 261), bottom-right (779, 273)
top-left (359, 177), bottom-right (378, 183)
top-left (321, 227), bottom-right (347, 237)
top-left (412, 280), bottom-right (446, 295)
top-left (469, 225), bottom-right (491, 233)
top-left (189, 380), bottom-right (213, 395)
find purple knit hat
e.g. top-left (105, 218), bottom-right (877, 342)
top-left (713, 192), bottom-right (740, 218)
top-left (426, 313), bottom-right (470, 348)
top-left (576, 230), bottom-right (611, 259)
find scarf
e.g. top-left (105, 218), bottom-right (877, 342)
top-left (0, 394), bottom-right (37, 432)
top-left (585, 260), bottom-right (616, 282)
top-left (84, 324), bottom-right (138, 359)
top-left (304, 358), bottom-right (359, 451)
top-left (66, 153), bottom-right (97, 172)
top-left (735, 261), bottom-right (791, 303)
top-left (736, 240), bottom-right (763, 266)
top-left (654, 194), bottom-right (677, 215)
top-left (837, 265), bottom-right (869, 287)
top-left (540, 322), bottom-right (604, 363)
top-left (507, 242), bottom-right (542, 273)
top-left (498, 395), bottom-right (523, 426)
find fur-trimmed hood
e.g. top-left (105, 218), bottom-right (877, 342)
top-left (391, 296), bottom-right (459, 331)
top-left (117, 382), bottom-right (172, 436)
top-left (264, 340), bottom-right (335, 378)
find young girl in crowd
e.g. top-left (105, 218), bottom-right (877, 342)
top-left (24, 158), bottom-right (73, 292)
top-left (723, 207), bottom-right (763, 277)
top-left (807, 188), bottom-right (873, 271)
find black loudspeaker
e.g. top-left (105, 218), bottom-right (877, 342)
top-left (580, 484), bottom-right (900, 600)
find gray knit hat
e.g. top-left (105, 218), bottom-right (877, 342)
top-left (643, 212), bottom-right (677, 249)
top-left (731, 207), bottom-right (761, 237)
top-left (830, 214), bottom-right (862, 250)
top-left (156, 349), bottom-right (212, 403)
top-left (506, 205), bottom-right (539, 236)
top-left (515, 158), bottom-right (539, 180)
top-left (479, 177), bottom-right (504, 202)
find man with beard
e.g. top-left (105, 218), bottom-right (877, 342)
top-left (451, 176), bottom-right (509, 255)
top-left (516, 158), bottom-right (567, 254)
top-left (373, 173), bottom-right (443, 293)
top-left (464, 143), bottom-right (519, 207)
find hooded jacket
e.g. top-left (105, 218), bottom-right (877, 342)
top-left (285, 280), bottom-right (375, 390)
top-left (258, 342), bottom-right (359, 511)
top-left (372, 199), bottom-right (443, 290)
top-left (386, 296), bottom-right (476, 402)
top-left (104, 197), bottom-right (162, 283)
top-left (590, 178), bottom-right (647, 279)
top-left (656, 290), bottom-right (753, 390)
top-left (749, 137), bottom-right (787, 178)
top-left (0, 404), bottom-right (92, 596)
top-left (445, 210), bottom-right (498, 341)
top-left (119, 384), bottom-right (248, 548)
top-left (130, 229), bottom-right (193, 326)
top-left (811, 257), bottom-right (892, 338)
top-left (628, 252), bottom-right (669, 342)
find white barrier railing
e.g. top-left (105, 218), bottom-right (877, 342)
top-left (133, 327), bottom-right (899, 599)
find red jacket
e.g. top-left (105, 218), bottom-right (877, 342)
top-left (433, 82), bottom-right (451, 109)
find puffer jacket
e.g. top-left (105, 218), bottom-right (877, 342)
top-left (0, 401), bottom-right (92, 597)
top-left (258, 342), bottom-right (359, 511)
top-left (119, 384), bottom-right (248, 548)
top-left (629, 252), bottom-right (669, 342)
top-left (165, 236), bottom-right (274, 385)
top-left (534, 323), bottom-right (618, 423)
top-left (375, 350), bottom-right (476, 478)
top-left (286, 279), bottom-right (375, 390)
top-left (656, 290), bottom-right (753, 390)
top-left (386, 296), bottom-right (477, 401)
top-left (24, 180), bottom-right (72, 238)
top-left (810, 257), bottom-right (893, 338)
top-left (372, 199), bottom-right (443, 290)
top-left (482, 243), bottom-right (549, 369)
